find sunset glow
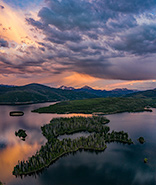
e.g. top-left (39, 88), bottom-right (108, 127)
top-left (0, 0), bottom-right (156, 89)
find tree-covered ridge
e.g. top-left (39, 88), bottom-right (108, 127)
top-left (0, 83), bottom-right (97, 104)
top-left (33, 97), bottom-right (155, 114)
top-left (13, 116), bottom-right (133, 176)
top-left (126, 89), bottom-right (156, 98)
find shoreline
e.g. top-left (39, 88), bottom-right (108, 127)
top-left (0, 101), bottom-right (56, 106)
top-left (14, 137), bottom-right (133, 176)
top-left (33, 108), bottom-right (153, 115)
top-left (14, 146), bottom-right (107, 176)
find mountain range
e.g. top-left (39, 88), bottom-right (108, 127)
top-left (0, 83), bottom-right (156, 105)
top-left (0, 83), bottom-right (96, 104)
top-left (59, 85), bottom-right (138, 97)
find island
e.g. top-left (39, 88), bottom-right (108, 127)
top-left (13, 116), bottom-right (133, 176)
top-left (32, 97), bottom-right (154, 114)
top-left (138, 137), bottom-right (145, 144)
top-left (15, 129), bottom-right (27, 141)
top-left (10, 111), bottom-right (24, 116)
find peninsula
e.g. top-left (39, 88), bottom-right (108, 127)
top-left (32, 97), bottom-right (155, 114)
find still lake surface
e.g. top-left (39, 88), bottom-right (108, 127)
top-left (0, 102), bottom-right (156, 185)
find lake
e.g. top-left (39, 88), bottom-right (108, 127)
top-left (0, 102), bottom-right (156, 185)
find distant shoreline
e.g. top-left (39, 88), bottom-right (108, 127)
top-left (0, 101), bottom-right (56, 106)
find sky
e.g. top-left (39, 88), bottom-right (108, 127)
top-left (0, 0), bottom-right (156, 90)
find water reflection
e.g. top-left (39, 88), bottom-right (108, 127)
top-left (1, 103), bottom-right (156, 184)
top-left (36, 143), bottom-right (156, 185)
top-left (0, 102), bottom-right (92, 184)
top-left (0, 142), bottom-right (40, 183)
top-left (58, 132), bottom-right (91, 141)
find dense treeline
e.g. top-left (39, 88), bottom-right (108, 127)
top-left (33, 97), bottom-right (154, 114)
top-left (41, 116), bottom-right (110, 140)
top-left (13, 116), bottom-right (133, 176)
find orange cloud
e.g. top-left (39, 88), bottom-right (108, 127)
top-left (62, 72), bottom-right (98, 88)
top-left (105, 80), bottom-right (145, 89)
top-left (0, 72), bottom-right (99, 88)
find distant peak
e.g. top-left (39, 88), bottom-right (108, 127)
top-left (59, 85), bottom-right (75, 90)
top-left (81, 85), bottom-right (93, 90)
top-left (25, 83), bottom-right (40, 85)
top-left (24, 83), bottom-right (43, 87)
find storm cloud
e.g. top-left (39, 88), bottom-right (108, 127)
top-left (1, 0), bottom-right (156, 82)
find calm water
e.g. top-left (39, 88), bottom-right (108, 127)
top-left (0, 103), bottom-right (156, 185)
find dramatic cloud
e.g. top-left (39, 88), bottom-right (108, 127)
top-left (98, 0), bottom-right (156, 14)
top-left (1, 0), bottom-right (156, 89)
